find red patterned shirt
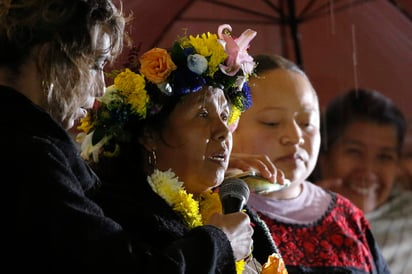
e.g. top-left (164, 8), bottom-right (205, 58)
top-left (249, 182), bottom-right (390, 273)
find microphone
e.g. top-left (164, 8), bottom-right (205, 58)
top-left (219, 178), bottom-right (250, 214)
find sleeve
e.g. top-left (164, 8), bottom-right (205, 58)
top-left (163, 225), bottom-right (237, 274)
top-left (7, 136), bottom-right (237, 273)
top-left (245, 206), bottom-right (282, 265)
top-left (364, 227), bottom-right (392, 274)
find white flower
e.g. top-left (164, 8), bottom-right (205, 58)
top-left (99, 85), bottom-right (119, 104)
top-left (147, 169), bottom-right (183, 206)
top-left (78, 131), bottom-right (111, 163)
top-left (187, 54), bottom-right (208, 75)
top-left (235, 75), bottom-right (246, 91)
top-left (157, 82), bottom-right (173, 95)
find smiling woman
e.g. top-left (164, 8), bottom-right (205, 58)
top-left (314, 88), bottom-right (412, 273)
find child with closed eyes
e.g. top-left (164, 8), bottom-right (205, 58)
top-left (228, 54), bottom-right (390, 274)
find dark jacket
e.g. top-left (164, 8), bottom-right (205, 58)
top-left (94, 170), bottom-right (281, 274)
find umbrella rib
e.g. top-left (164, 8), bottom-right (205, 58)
top-left (151, 0), bottom-right (197, 48)
top-left (298, 0), bottom-right (319, 19)
top-left (262, 0), bottom-right (285, 15)
top-left (178, 17), bottom-right (284, 25)
top-left (388, 0), bottom-right (412, 21)
top-left (203, 0), bottom-right (283, 22)
top-left (300, 0), bottom-right (374, 23)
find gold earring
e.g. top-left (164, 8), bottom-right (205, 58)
top-left (148, 149), bottom-right (157, 168)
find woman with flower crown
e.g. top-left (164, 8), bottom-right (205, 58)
top-left (77, 24), bottom-right (288, 273)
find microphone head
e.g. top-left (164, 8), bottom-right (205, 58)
top-left (219, 177), bottom-right (250, 214)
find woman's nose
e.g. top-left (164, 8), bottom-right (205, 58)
top-left (94, 70), bottom-right (106, 97)
top-left (280, 121), bottom-right (304, 145)
top-left (213, 118), bottom-right (231, 142)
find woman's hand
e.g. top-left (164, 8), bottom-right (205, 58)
top-left (228, 152), bottom-right (288, 185)
top-left (207, 211), bottom-right (253, 261)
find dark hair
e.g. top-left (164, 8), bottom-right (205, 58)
top-left (252, 54), bottom-right (318, 102)
top-left (320, 88), bottom-right (406, 155)
top-left (89, 94), bottom-right (180, 184)
top-left (253, 54), bottom-right (306, 77)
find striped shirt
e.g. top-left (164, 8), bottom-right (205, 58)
top-left (366, 187), bottom-right (412, 274)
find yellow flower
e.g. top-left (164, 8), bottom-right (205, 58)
top-left (199, 191), bottom-right (222, 224)
top-left (174, 190), bottom-right (203, 228)
top-left (77, 112), bottom-right (93, 134)
top-left (235, 260), bottom-right (246, 274)
top-left (113, 68), bottom-right (149, 118)
top-left (128, 88), bottom-right (149, 118)
top-left (139, 48), bottom-right (177, 84)
top-left (114, 68), bottom-right (144, 95)
top-left (187, 32), bottom-right (227, 77)
top-left (228, 106), bottom-right (241, 126)
top-left (148, 169), bottom-right (247, 274)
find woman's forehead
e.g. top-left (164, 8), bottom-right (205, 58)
top-left (181, 87), bottom-right (227, 105)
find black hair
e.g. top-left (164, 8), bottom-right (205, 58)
top-left (320, 88), bottom-right (406, 155)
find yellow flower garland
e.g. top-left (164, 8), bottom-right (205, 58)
top-left (147, 169), bottom-right (288, 274)
top-left (147, 169), bottom-right (246, 273)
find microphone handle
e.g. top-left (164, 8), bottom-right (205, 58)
top-left (221, 195), bottom-right (245, 214)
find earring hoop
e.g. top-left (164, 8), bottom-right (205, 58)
top-left (148, 149), bottom-right (157, 168)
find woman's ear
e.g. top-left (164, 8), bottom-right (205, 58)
top-left (139, 128), bottom-right (158, 151)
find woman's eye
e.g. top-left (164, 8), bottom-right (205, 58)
top-left (345, 148), bottom-right (362, 157)
top-left (378, 153), bottom-right (397, 162)
top-left (262, 121), bottom-right (279, 127)
top-left (221, 112), bottom-right (229, 122)
top-left (301, 122), bottom-right (316, 130)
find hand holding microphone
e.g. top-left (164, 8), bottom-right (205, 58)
top-left (206, 178), bottom-right (253, 261)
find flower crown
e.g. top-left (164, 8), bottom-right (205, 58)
top-left (77, 24), bottom-right (257, 162)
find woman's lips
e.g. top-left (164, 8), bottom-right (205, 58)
top-left (276, 153), bottom-right (303, 164)
top-left (348, 182), bottom-right (379, 196)
top-left (208, 151), bottom-right (228, 165)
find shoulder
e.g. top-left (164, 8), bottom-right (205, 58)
top-left (329, 192), bottom-right (371, 229)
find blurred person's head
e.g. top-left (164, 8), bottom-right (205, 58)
top-left (316, 88), bottom-right (406, 213)
top-left (77, 24), bottom-right (257, 195)
top-left (0, 0), bottom-right (127, 129)
top-left (233, 54), bottom-right (320, 199)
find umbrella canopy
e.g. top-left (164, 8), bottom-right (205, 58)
top-left (116, 0), bottom-right (412, 125)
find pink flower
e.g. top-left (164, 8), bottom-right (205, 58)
top-left (217, 24), bottom-right (257, 77)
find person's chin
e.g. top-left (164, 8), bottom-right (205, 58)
top-left (210, 170), bottom-right (225, 187)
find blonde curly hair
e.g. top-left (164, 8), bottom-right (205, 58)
top-left (0, 0), bottom-right (129, 128)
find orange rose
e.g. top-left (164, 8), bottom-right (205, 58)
top-left (139, 48), bottom-right (177, 84)
top-left (261, 253), bottom-right (288, 274)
